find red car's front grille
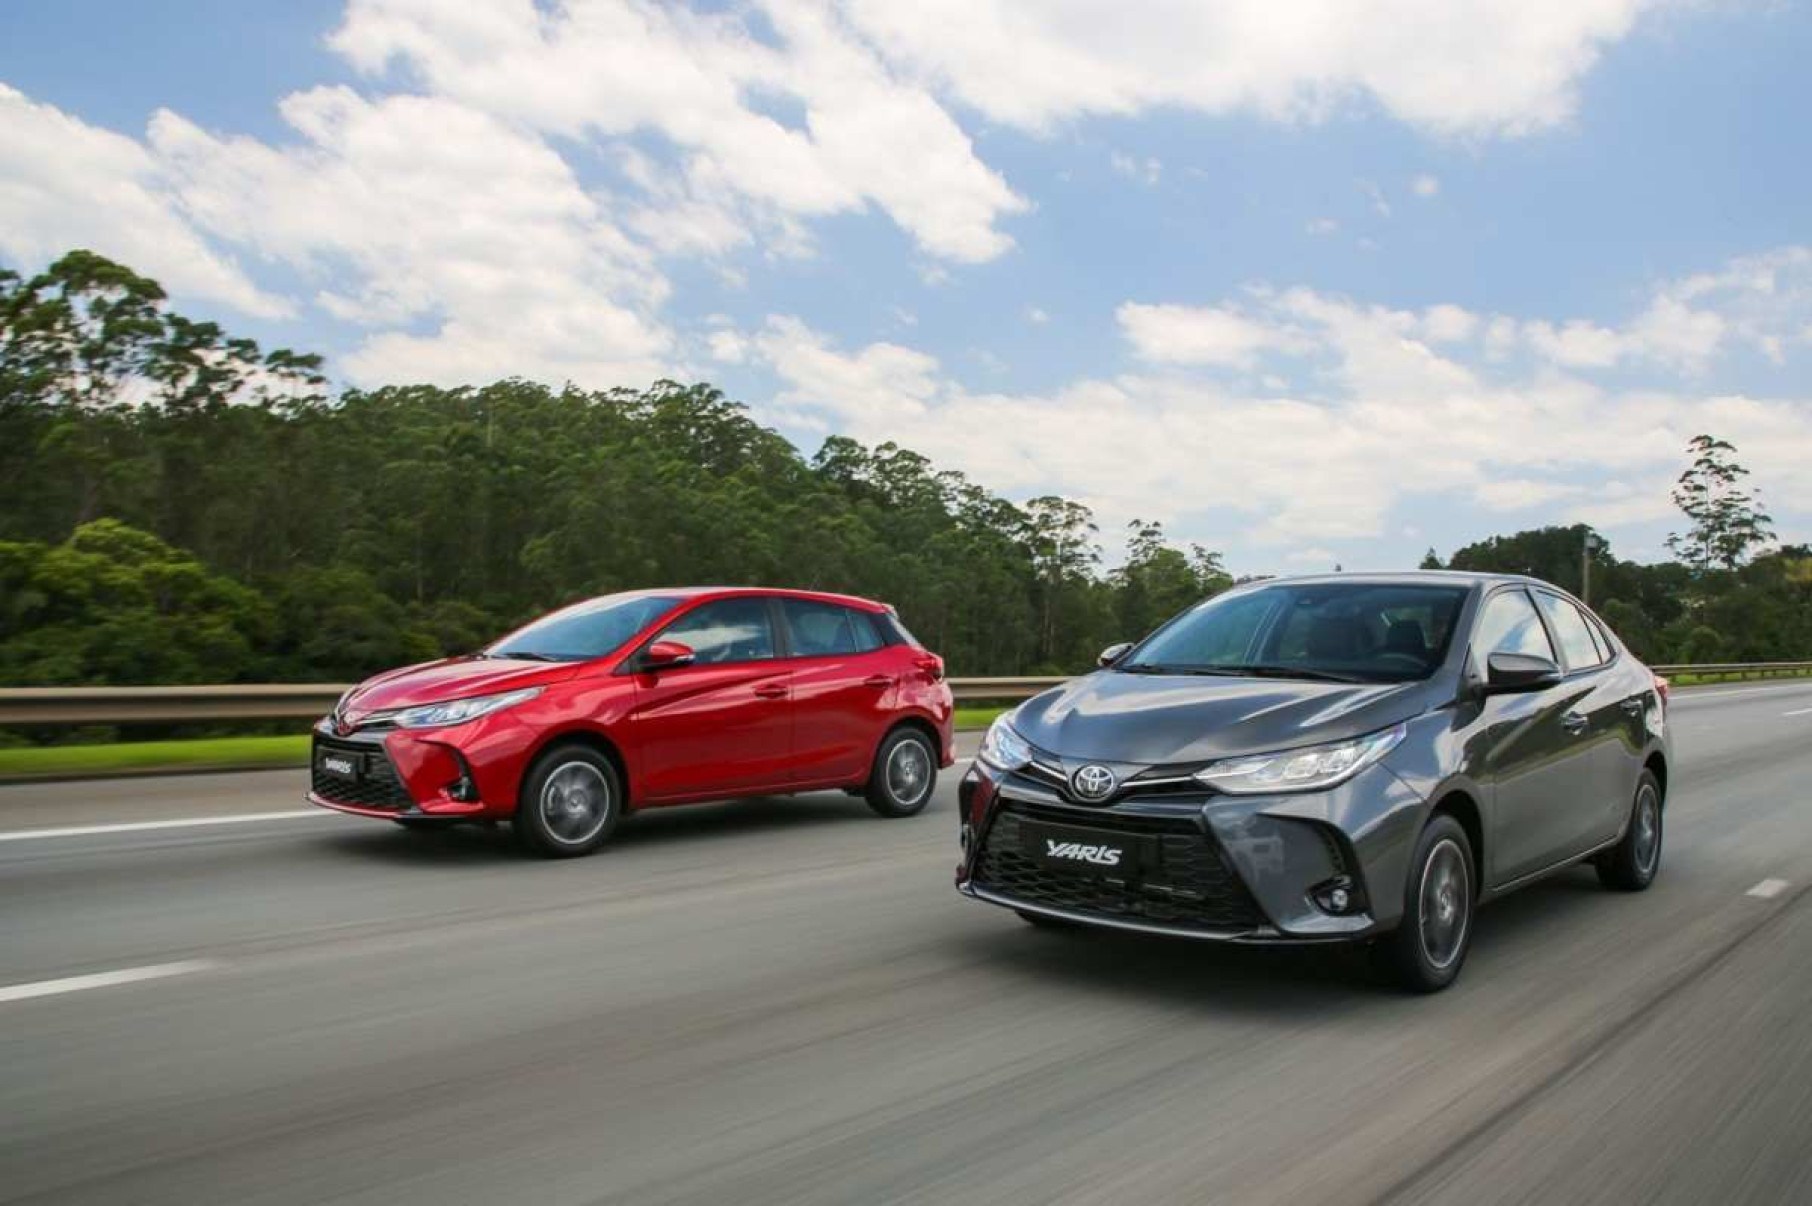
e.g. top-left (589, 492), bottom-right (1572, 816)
top-left (311, 735), bottom-right (413, 811)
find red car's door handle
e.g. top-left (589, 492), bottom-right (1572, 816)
top-left (862, 675), bottom-right (894, 689)
top-left (753, 683), bottom-right (788, 700)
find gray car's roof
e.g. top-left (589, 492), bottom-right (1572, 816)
top-left (1240, 569), bottom-right (1553, 591)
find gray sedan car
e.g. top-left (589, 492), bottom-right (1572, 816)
top-left (956, 571), bottom-right (1671, 991)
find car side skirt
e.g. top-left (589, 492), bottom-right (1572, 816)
top-left (1480, 831), bottom-right (1623, 902)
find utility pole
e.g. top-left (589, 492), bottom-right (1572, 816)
top-left (1582, 531), bottom-right (1604, 605)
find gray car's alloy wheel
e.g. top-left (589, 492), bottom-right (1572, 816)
top-left (1598, 770), bottom-right (1663, 891)
top-left (864, 728), bottom-right (937, 818)
top-left (514, 744), bottom-right (623, 858)
top-left (1379, 814), bottom-right (1476, 993)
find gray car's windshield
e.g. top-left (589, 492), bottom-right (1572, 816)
top-left (486, 594), bottom-right (682, 662)
top-left (1124, 582), bottom-right (1468, 683)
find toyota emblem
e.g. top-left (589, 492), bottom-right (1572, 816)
top-left (1070, 764), bottom-right (1117, 801)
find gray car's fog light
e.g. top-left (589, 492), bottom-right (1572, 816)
top-left (1312, 876), bottom-right (1362, 915)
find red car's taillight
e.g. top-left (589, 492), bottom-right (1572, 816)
top-left (1654, 674), bottom-right (1670, 709)
top-left (914, 653), bottom-right (945, 682)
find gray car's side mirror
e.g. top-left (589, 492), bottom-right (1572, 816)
top-left (1483, 652), bottom-right (1562, 693)
top-left (1099, 642), bottom-right (1135, 668)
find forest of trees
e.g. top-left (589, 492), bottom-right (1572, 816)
top-left (2, 250), bottom-right (1807, 690)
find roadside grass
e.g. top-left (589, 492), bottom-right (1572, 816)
top-left (0, 734), bottom-right (312, 779)
top-left (954, 704), bottom-right (1008, 731)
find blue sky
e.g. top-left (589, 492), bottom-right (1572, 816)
top-left (3, 0), bottom-right (1809, 575)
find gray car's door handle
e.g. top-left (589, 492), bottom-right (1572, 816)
top-left (1561, 712), bottom-right (1589, 735)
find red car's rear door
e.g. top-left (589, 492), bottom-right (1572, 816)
top-left (627, 597), bottom-right (793, 801)
top-left (776, 599), bottom-right (895, 785)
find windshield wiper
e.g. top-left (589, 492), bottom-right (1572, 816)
top-left (492, 650), bottom-right (566, 662)
top-left (1228, 664), bottom-right (1368, 684)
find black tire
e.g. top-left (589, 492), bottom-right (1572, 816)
top-left (1378, 814), bottom-right (1476, 993)
top-left (864, 727), bottom-right (938, 818)
top-left (1597, 770), bottom-right (1663, 891)
top-left (513, 744), bottom-right (623, 858)
top-left (1017, 910), bottom-right (1079, 930)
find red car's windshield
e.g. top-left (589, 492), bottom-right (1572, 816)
top-left (486, 594), bottom-right (681, 662)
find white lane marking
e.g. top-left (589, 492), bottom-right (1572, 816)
top-left (0, 810), bottom-right (327, 843)
top-left (1783, 706), bottom-right (1812, 717)
top-left (1746, 879), bottom-right (1790, 899)
top-left (1674, 683), bottom-right (1812, 702)
top-left (0, 960), bottom-right (216, 1005)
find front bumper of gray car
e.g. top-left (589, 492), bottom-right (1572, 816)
top-left (956, 755), bottom-right (1429, 943)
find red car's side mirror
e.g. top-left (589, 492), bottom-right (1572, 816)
top-left (641, 640), bottom-right (696, 671)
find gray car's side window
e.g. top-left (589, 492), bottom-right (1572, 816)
top-left (1534, 592), bottom-right (1607, 673)
top-left (1470, 589), bottom-right (1556, 676)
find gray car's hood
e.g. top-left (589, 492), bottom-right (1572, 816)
top-left (1010, 670), bottom-right (1436, 766)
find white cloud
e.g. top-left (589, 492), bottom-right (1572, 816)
top-left (1287, 547), bottom-right (1339, 564)
top-left (707, 330), bottom-right (749, 363)
top-left (1026, 306), bottom-right (1051, 324)
top-left (1475, 478), bottom-right (1584, 512)
top-left (1306, 217), bottom-right (1340, 236)
top-left (1421, 304), bottom-right (1478, 343)
top-left (754, 315), bottom-right (942, 428)
top-left (0, 85), bottom-right (288, 318)
top-left (1117, 301), bottom-right (1309, 367)
top-left (1358, 179), bottom-right (1392, 217)
top-left (1523, 318), bottom-right (1625, 368)
top-left (1110, 151), bottom-right (1163, 186)
top-left (149, 86), bottom-right (673, 388)
top-left (1411, 173), bottom-right (1441, 197)
top-left (332, 0), bottom-right (1026, 264)
top-left (726, 249), bottom-right (1812, 548)
top-left (843, 0), bottom-right (1658, 137)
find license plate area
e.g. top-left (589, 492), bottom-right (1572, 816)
top-left (1017, 818), bottom-right (1153, 878)
top-left (316, 750), bottom-right (363, 782)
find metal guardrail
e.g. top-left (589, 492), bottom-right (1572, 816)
top-left (0, 684), bottom-right (350, 726)
top-left (1, 663), bottom-right (1808, 727)
top-left (1650, 662), bottom-right (1812, 680)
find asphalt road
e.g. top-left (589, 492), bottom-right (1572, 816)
top-left (4, 683), bottom-right (1812, 1205)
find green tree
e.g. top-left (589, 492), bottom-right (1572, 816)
top-left (1665, 435), bottom-right (1775, 573)
top-left (1112, 520), bottom-right (1232, 640)
top-left (0, 520), bottom-right (271, 685)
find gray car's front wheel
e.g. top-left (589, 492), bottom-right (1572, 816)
top-left (1597, 770), bottom-right (1663, 891)
top-left (1378, 814), bottom-right (1475, 993)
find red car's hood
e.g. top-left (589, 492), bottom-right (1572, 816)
top-left (341, 657), bottom-right (579, 720)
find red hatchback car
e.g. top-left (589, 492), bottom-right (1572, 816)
top-left (308, 588), bottom-right (955, 856)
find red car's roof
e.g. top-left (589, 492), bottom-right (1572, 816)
top-left (622, 586), bottom-right (892, 612)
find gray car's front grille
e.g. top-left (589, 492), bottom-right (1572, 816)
top-left (972, 803), bottom-right (1265, 932)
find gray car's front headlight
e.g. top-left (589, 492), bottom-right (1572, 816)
top-left (977, 715), bottom-right (1034, 771)
top-left (393, 687), bottom-right (542, 730)
top-left (1194, 723), bottom-right (1406, 794)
